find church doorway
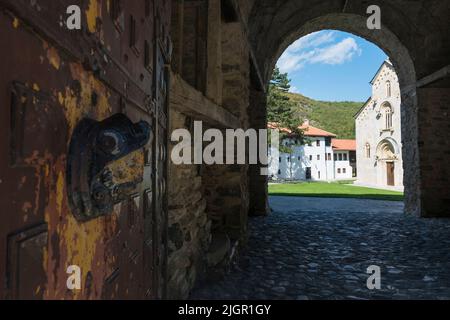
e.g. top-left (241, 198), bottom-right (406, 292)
top-left (387, 162), bottom-right (395, 186)
top-left (376, 139), bottom-right (401, 189)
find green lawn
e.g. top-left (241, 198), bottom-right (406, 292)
top-left (269, 182), bottom-right (404, 201)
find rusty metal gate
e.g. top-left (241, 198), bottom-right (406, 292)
top-left (0, 0), bottom-right (170, 299)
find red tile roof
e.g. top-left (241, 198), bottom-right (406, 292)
top-left (299, 122), bottom-right (337, 137)
top-left (267, 122), bottom-right (292, 133)
top-left (268, 122), bottom-right (338, 137)
top-left (332, 139), bottom-right (356, 151)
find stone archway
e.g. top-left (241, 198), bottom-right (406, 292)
top-left (248, 12), bottom-right (420, 216)
top-left (376, 138), bottom-right (400, 160)
top-left (245, 0), bottom-right (450, 218)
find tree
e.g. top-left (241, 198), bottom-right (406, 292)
top-left (267, 68), bottom-right (304, 181)
top-left (267, 67), bottom-right (303, 155)
top-left (267, 67), bottom-right (296, 128)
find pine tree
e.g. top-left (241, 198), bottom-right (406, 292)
top-left (267, 68), bottom-right (303, 158)
top-left (267, 67), bottom-right (302, 135)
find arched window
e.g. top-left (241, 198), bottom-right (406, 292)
top-left (383, 103), bottom-right (393, 129)
top-left (365, 143), bottom-right (371, 158)
top-left (386, 81), bottom-right (391, 98)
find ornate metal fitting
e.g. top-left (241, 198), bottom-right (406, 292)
top-left (67, 113), bottom-right (152, 221)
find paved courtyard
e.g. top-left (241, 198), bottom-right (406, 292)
top-left (191, 196), bottom-right (450, 300)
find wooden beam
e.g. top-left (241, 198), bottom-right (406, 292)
top-left (170, 71), bottom-right (240, 128)
top-left (417, 65), bottom-right (450, 88)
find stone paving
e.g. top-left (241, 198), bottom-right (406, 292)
top-left (191, 196), bottom-right (450, 300)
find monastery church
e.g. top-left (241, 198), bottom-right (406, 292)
top-left (355, 59), bottom-right (404, 191)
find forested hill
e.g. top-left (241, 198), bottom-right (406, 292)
top-left (285, 92), bottom-right (364, 139)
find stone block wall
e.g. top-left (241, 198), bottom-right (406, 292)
top-left (166, 0), bottom-right (253, 299)
top-left (417, 84), bottom-right (450, 217)
top-left (201, 20), bottom-right (251, 241)
top-left (203, 164), bottom-right (249, 240)
top-left (248, 87), bottom-right (269, 216)
top-left (400, 89), bottom-right (421, 216)
top-left (198, 20), bottom-right (252, 276)
top-left (167, 110), bottom-right (211, 299)
top-left (221, 22), bottom-right (250, 122)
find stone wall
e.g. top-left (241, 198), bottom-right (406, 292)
top-left (248, 87), bottom-right (269, 216)
top-left (207, 20), bottom-right (250, 240)
top-left (201, 19), bottom-right (251, 248)
top-left (167, 110), bottom-right (211, 299)
top-left (417, 83), bottom-right (450, 217)
top-left (167, 1), bottom-right (252, 298)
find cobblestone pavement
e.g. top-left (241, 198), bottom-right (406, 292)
top-left (191, 196), bottom-right (450, 300)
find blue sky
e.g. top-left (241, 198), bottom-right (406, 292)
top-left (276, 30), bottom-right (388, 102)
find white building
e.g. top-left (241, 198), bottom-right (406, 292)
top-left (269, 121), bottom-right (356, 181)
top-left (355, 59), bottom-right (404, 190)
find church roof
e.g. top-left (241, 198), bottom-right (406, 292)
top-left (354, 98), bottom-right (372, 119)
top-left (369, 59), bottom-right (393, 85)
top-left (332, 139), bottom-right (356, 151)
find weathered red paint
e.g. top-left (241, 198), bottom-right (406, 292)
top-left (0, 0), bottom-right (170, 299)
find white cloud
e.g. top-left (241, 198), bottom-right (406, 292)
top-left (289, 31), bottom-right (336, 51)
top-left (277, 31), bottom-right (362, 73)
top-left (309, 38), bottom-right (362, 65)
top-left (277, 51), bottom-right (312, 73)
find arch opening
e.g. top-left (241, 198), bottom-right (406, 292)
top-left (376, 139), bottom-right (400, 160)
top-left (261, 13), bottom-right (419, 215)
